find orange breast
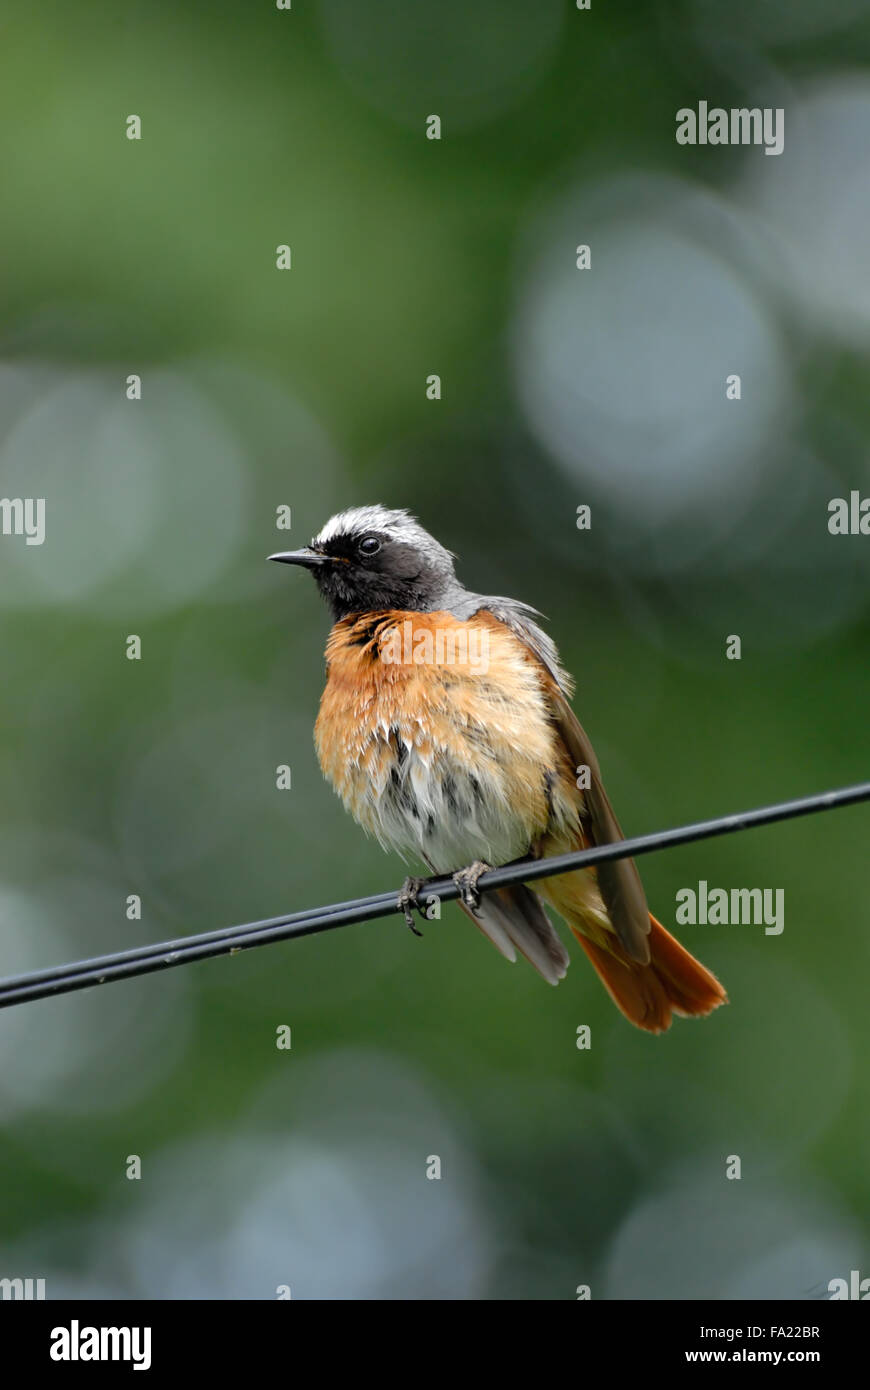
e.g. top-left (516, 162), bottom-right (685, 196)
top-left (314, 610), bottom-right (579, 870)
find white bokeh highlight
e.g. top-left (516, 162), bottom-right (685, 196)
top-left (513, 173), bottom-right (792, 534)
top-left (740, 76), bottom-right (870, 346)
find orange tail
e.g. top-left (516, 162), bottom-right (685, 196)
top-left (574, 915), bottom-right (727, 1034)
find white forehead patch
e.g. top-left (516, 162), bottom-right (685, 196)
top-left (314, 505), bottom-right (421, 546)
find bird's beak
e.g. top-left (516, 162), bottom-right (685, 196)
top-left (268, 548), bottom-right (329, 570)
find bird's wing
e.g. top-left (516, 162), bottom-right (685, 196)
top-left (478, 602), bottom-right (652, 965)
top-left (542, 683), bottom-right (651, 963)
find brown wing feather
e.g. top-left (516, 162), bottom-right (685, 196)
top-left (543, 682), bottom-right (651, 964)
top-left (468, 603), bottom-right (652, 964)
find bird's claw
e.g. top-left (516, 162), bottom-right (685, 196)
top-left (452, 861), bottom-right (493, 917)
top-left (397, 876), bottom-right (428, 935)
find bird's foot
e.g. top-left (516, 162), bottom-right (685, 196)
top-left (397, 876), bottom-right (429, 935)
top-left (452, 861), bottom-right (493, 917)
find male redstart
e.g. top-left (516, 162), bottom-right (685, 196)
top-left (271, 506), bottom-right (726, 1032)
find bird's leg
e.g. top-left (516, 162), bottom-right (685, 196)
top-left (397, 876), bottom-right (429, 935)
top-left (452, 860), bottom-right (493, 916)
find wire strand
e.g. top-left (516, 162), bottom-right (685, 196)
top-left (1, 780), bottom-right (868, 1010)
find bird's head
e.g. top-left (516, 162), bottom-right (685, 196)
top-left (269, 505), bottom-right (458, 621)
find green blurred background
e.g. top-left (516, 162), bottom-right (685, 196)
top-left (0, 0), bottom-right (869, 1299)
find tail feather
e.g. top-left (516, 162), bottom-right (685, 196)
top-left (573, 914), bottom-right (727, 1033)
top-left (452, 851), bottom-right (726, 1028)
top-left (457, 884), bottom-right (570, 986)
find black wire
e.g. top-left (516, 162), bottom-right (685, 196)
top-left (0, 780), bottom-right (867, 1010)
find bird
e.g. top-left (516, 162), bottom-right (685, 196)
top-left (270, 505), bottom-right (727, 1033)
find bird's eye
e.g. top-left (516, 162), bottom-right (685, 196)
top-left (359, 535), bottom-right (381, 556)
